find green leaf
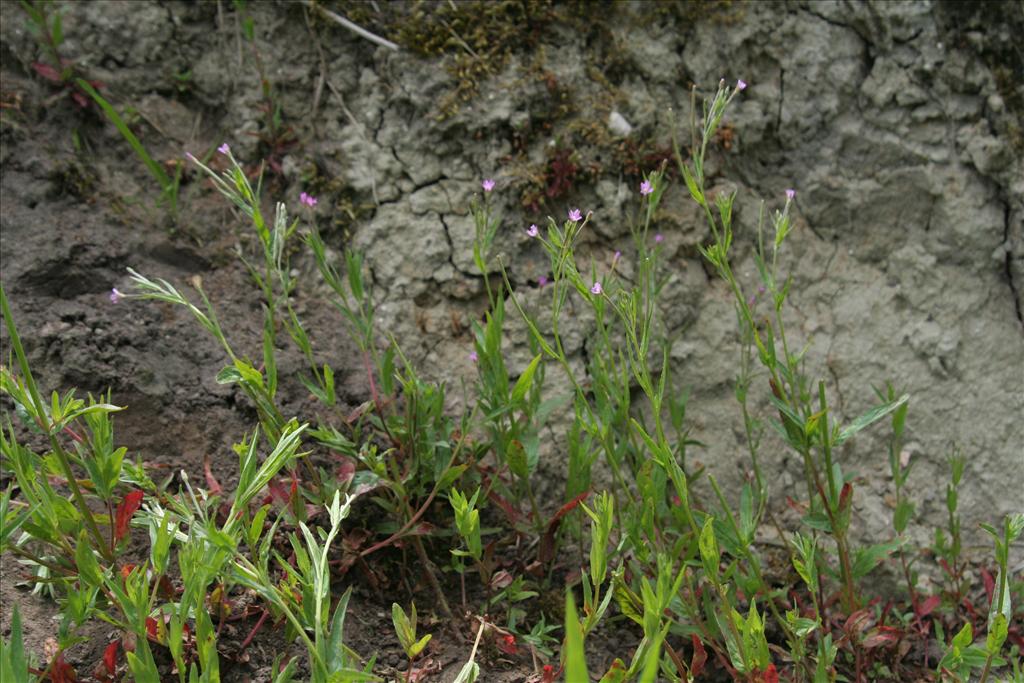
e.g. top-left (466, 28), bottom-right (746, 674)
top-left (327, 587), bottom-right (353, 673)
top-left (894, 499), bottom-right (914, 534)
top-left (409, 634), bottom-right (431, 658)
top-left (451, 661), bottom-right (479, 683)
top-left (835, 394), bottom-right (910, 446)
top-left (75, 80), bottom-right (173, 193)
top-left (1, 604), bottom-right (28, 683)
top-left (564, 593), bottom-right (590, 681)
top-left (986, 613), bottom-right (1008, 655)
top-left (699, 516), bottom-right (720, 584)
top-left (75, 532), bottom-right (104, 588)
top-left (510, 354), bottom-right (542, 404)
top-left (391, 603), bottom-right (413, 654)
top-left (598, 659), bottom-right (627, 683)
top-left (851, 540), bottom-right (903, 580)
top-left (51, 10), bottom-right (63, 45)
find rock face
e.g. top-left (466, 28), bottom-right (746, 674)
top-left (1, 0), bottom-right (1020, 547)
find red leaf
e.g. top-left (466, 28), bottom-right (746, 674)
top-left (916, 594), bottom-right (941, 618)
top-left (838, 482), bottom-right (853, 512)
top-left (51, 652), bottom-right (78, 683)
top-left (103, 640), bottom-right (119, 675)
top-left (114, 490), bottom-right (144, 542)
top-left (335, 457), bottom-right (356, 486)
top-left (862, 628), bottom-right (901, 649)
top-left (204, 457), bottom-right (223, 495)
top-left (31, 62), bottom-right (62, 82)
top-left (843, 608), bottom-right (874, 635)
top-left (496, 633), bottom-right (518, 655)
top-left (690, 634), bottom-right (707, 678)
top-left (981, 566), bottom-right (995, 605)
top-left (537, 491), bottom-right (589, 564)
top-left (760, 663), bottom-right (779, 683)
top-left (541, 664), bottom-right (558, 683)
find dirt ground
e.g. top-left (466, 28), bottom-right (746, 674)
top-left (1, 1), bottom-right (1022, 681)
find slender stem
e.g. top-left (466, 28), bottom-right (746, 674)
top-left (1, 286), bottom-right (112, 562)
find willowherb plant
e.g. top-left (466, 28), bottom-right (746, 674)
top-left (5, 69), bottom-right (1024, 683)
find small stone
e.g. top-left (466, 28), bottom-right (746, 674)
top-left (608, 110), bottom-right (633, 137)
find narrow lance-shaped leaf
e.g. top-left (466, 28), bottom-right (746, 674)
top-left (835, 394), bottom-right (910, 446)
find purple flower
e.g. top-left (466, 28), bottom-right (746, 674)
top-left (654, 233), bottom-right (664, 243)
top-left (748, 295), bottom-right (757, 306)
top-left (110, 288), bottom-right (124, 304)
top-left (640, 179), bottom-right (653, 196)
top-left (526, 224), bottom-right (539, 238)
top-left (590, 282), bottom-right (603, 295)
top-left (300, 192), bottom-right (318, 208)
top-left (482, 179), bottom-right (495, 192)
top-left (217, 143), bottom-right (230, 155)
top-left (737, 79), bottom-right (748, 91)
top-left (185, 152), bottom-right (198, 163)
top-left (568, 208), bottom-right (583, 222)
top-left (785, 188), bottom-right (796, 200)
top-left (613, 250), bottom-right (622, 260)
top-left (469, 351), bottom-right (478, 363)
top-left (757, 285), bottom-right (766, 294)
top-left (538, 275), bottom-right (549, 287)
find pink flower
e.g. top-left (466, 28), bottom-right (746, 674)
top-left (300, 192), bottom-right (318, 208)
top-left (640, 180), bottom-right (653, 196)
top-left (185, 152), bottom-right (198, 163)
top-left (590, 282), bottom-right (603, 295)
top-left (469, 351), bottom-right (478, 363)
top-left (538, 275), bottom-right (549, 287)
top-left (785, 188), bottom-right (796, 200)
top-left (737, 79), bottom-right (748, 91)
top-left (110, 288), bottom-right (124, 304)
top-left (526, 224), bottom-right (539, 237)
top-left (613, 250), bottom-right (622, 260)
top-left (654, 233), bottom-right (664, 243)
top-left (217, 143), bottom-right (230, 155)
top-left (482, 179), bottom-right (495, 192)
top-left (568, 208), bottom-right (583, 222)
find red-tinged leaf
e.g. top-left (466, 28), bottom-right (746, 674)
top-left (981, 566), bottom-right (995, 605)
top-left (120, 563), bottom-right (136, 580)
top-left (690, 634), bottom-right (708, 678)
top-left (114, 490), bottom-right (144, 542)
top-left (204, 457), bottom-right (223, 495)
top-left (760, 663), bottom-right (779, 683)
top-left (335, 456), bottom-right (356, 486)
top-left (496, 633), bottom-right (518, 655)
top-left (537, 491), bottom-right (589, 564)
top-left (70, 90), bottom-right (90, 109)
top-left (103, 640), bottom-right (119, 675)
top-left (490, 570), bottom-right (514, 591)
top-left (916, 595), bottom-right (941, 618)
top-left (52, 652), bottom-right (78, 683)
top-left (843, 608), bottom-right (873, 635)
top-left (266, 478), bottom-right (291, 506)
top-left (838, 482), bottom-right (853, 512)
top-left (145, 617), bottom-right (159, 641)
top-left (862, 628), bottom-right (901, 649)
top-left (31, 62), bottom-right (62, 82)
top-left (541, 664), bottom-right (558, 683)
top-left (938, 557), bottom-right (954, 579)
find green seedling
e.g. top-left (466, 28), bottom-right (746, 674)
top-left (392, 602), bottom-right (432, 683)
